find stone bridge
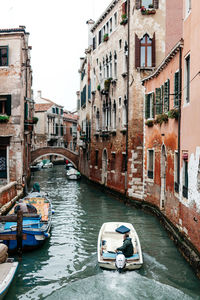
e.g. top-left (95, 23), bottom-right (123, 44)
top-left (31, 147), bottom-right (79, 168)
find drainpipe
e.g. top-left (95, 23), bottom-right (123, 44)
top-left (178, 45), bottom-right (182, 189)
top-left (125, 0), bottom-right (130, 197)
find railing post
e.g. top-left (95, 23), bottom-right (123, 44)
top-left (17, 210), bottom-right (23, 258)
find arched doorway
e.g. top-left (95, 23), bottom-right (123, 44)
top-left (160, 144), bottom-right (166, 209)
top-left (102, 149), bottom-right (108, 185)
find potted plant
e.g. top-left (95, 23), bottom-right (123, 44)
top-left (32, 117), bottom-right (39, 124)
top-left (104, 78), bottom-right (112, 91)
top-left (168, 108), bottom-right (179, 120)
top-left (103, 34), bottom-right (109, 42)
top-left (145, 119), bottom-right (154, 127)
top-left (120, 14), bottom-right (128, 25)
top-left (155, 113), bottom-right (168, 125)
top-left (0, 115), bottom-right (10, 123)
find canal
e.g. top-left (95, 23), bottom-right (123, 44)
top-left (6, 165), bottom-right (200, 300)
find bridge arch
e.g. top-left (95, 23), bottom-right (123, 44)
top-left (31, 147), bottom-right (79, 169)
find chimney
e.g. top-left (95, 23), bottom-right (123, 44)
top-left (86, 19), bottom-right (95, 48)
top-left (37, 90), bottom-right (42, 98)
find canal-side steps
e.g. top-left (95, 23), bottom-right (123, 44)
top-left (98, 222), bottom-right (143, 272)
top-left (0, 187), bottom-right (53, 253)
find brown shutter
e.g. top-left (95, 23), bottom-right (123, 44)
top-left (153, 0), bottom-right (159, 9)
top-left (152, 33), bottom-right (156, 67)
top-left (122, 2), bottom-right (126, 14)
top-left (135, 34), bottom-right (140, 68)
top-left (135, 0), bottom-right (141, 9)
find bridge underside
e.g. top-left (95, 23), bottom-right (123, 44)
top-left (31, 147), bottom-right (79, 168)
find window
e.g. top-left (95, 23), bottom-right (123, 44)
top-left (147, 149), bottom-right (154, 179)
top-left (119, 39), bottom-right (122, 49)
top-left (56, 107), bottom-right (59, 114)
top-left (95, 150), bottom-right (99, 166)
top-left (174, 71), bottom-right (179, 107)
top-left (182, 159), bottom-right (188, 198)
top-left (185, 55), bottom-right (190, 103)
top-left (110, 18), bottom-right (112, 33)
top-left (0, 47), bottom-right (8, 67)
top-left (145, 93), bottom-right (155, 119)
top-left (155, 87), bottom-right (162, 114)
top-left (163, 79), bottom-right (170, 112)
top-left (111, 153), bottom-right (116, 170)
top-left (70, 127), bottom-right (72, 135)
top-left (112, 101), bottom-right (116, 129)
top-left (96, 109), bottom-right (100, 131)
top-left (55, 123), bottom-right (59, 135)
top-left (114, 51), bottom-right (117, 79)
top-left (141, 0), bottom-right (153, 8)
top-left (140, 35), bottom-right (152, 67)
top-left (119, 97), bottom-right (122, 107)
top-left (122, 1), bottom-right (127, 16)
top-left (60, 108), bottom-right (63, 115)
top-left (93, 36), bottom-right (96, 50)
top-left (98, 30), bottom-right (102, 45)
top-left (122, 98), bottom-right (127, 128)
top-left (81, 85), bottom-right (86, 107)
top-left (174, 151), bottom-right (179, 192)
top-left (60, 125), bottom-right (64, 136)
top-left (88, 80), bottom-right (91, 101)
top-left (114, 12), bottom-right (118, 27)
top-left (0, 147), bottom-right (7, 178)
top-left (0, 95), bottom-right (11, 116)
top-left (135, 33), bottom-right (155, 68)
top-left (122, 153), bottom-right (126, 172)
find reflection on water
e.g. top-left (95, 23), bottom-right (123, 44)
top-left (5, 166), bottom-right (200, 300)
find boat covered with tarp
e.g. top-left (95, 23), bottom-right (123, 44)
top-left (0, 191), bottom-right (52, 252)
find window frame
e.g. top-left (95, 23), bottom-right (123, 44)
top-left (0, 46), bottom-right (9, 67)
top-left (147, 149), bottom-right (154, 180)
top-left (185, 54), bottom-right (190, 104)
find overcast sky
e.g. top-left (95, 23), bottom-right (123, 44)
top-left (1, 0), bottom-right (111, 111)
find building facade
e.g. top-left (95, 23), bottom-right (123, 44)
top-left (63, 111), bottom-right (78, 152)
top-left (0, 26), bottom-right (33, 188)
top-left (34, 91), bottom-right (64, 148)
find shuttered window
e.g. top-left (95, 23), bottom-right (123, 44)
top-left (147, 149), bottom-right (154, 179)
top-left (81, 85), bottom-right (86, 107)
top-left (174, 71), bottom-right (179, 107)
top-left (93, 36), bottom-right (96, 50)
top-left (155, 88), bottom-right (162, 114)
top-left (0, 47), bottom-right (8, 66)
top-left (135, 33), bottom-right (156, 68)
top-left (98, 30), bottom-right (102, 45)
top-left (0, 95), bottom-right (11, 116)
top-left (164, 79), bottom-right (170, 112)
top-left (135, 0), bottom-right (159, 9)
top-left (145, 93), bottom-right (155, 119)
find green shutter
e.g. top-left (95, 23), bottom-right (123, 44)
top-left (164, 80), bottom-right (170, 112)
top-left (152, 92), bottom-right (155, 118)
top-left (145, 95), bottom-right (149, 119)
top-left (155, 88), bottom-right (161, 115)
top-left (24, 101), bottom-right (28, 120)
top-left (174, 72), bottom-right (179, 107)
top-left (5, 95), bottom-right (11, 116)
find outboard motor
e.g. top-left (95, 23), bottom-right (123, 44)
top-left (115, 252), bottom-right (126, 273)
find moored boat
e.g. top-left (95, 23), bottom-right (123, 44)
top-left (0, 191), bottom-right (52, 252)
top-left (98, 222), bottom-right (143, 271)
top-left (0, 244), bottom-right (18, 299)
top-left (66, 168), bottom-right (81, 180)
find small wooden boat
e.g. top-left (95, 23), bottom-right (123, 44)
top-left (98, 222), bottom-right (143, 271)
top-left (0, 191), bottom-right (52, 252)
top-left (66, 168), bottom-right (81, 180)
top-left (0, 244), bottom-right (18, 299)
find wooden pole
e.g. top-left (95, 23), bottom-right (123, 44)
top-left (16, 210), bottom-right (23, 258)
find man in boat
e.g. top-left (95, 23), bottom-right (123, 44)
top-left (14, 200), bottom-right (37, 214)
top-left (116, 233), bottom-right (134, 258)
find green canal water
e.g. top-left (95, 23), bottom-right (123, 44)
top-left (6, 165), bottom-right (200, 300)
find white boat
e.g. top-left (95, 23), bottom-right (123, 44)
top-left (42, 159), bottom-right (53, 168)
top-left (66, 168), bottom-right (81, 180)
top-left (97, 222), bottom-right (143, 271)
top-left (0, 245), bottom-right (18, 299)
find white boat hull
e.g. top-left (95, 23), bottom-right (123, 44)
top-left (97, 222), bottom-right (143, 271)
top-left (0, 261), bottom-right (18, 299)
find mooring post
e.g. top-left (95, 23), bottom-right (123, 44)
top-left (17, 210), bottom-right (23, 258)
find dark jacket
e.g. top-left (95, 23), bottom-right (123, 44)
top-left (117, 237), bottom-right (134, 258)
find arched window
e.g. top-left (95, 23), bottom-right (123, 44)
top-left (112, 100), bottom-right (116, 129)
top-left (140, 34), bottom-right (152, 67)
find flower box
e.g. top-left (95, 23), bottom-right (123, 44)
top-left (0, 115), bottom-right (10, 123)
top-left (103, 34), bottom-right (109, 42)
